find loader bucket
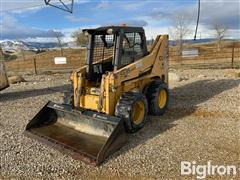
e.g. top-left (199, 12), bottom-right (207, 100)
top-left (24, 101), bottom-right (127, 166)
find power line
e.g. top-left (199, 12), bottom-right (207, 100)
top-left (194, 0), bottom-right (201, 40)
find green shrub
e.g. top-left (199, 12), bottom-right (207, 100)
top-left (4, 54), bottom-right (18, 61)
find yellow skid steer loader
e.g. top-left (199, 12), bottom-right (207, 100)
top-left (25, 26), bottom-right (169, 165)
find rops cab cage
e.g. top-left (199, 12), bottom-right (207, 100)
top-left (83, 26), bottom-right (148, 81)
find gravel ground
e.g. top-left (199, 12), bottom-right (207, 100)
top-left (0, 69), bottom-right (239, 179)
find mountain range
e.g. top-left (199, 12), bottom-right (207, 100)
top-left (0, 38), bottom-right (226, 51)
top-left (0, 40), bottom-right (76, 51)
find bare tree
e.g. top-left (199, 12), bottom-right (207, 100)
top-left (52, 30), bottom-right (64, 56)
top-left (72, 29), bottom-right (88, 47)
top-left (213, 24), bottom-right (228, 51)
top-left (170, 14), bottom-right (192, 55)
top-left (16, 40), bottom-right (25, 61)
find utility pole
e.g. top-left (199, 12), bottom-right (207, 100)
top-left (194, 0), bottom-right (201, 40)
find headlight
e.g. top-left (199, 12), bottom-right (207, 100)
top-left (107, 28), bottom-right (113, 35)
top-left (84, 31), bottom-right (89, 36)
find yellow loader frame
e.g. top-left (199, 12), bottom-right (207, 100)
top-left (71, 35), bottom-right (168, 115)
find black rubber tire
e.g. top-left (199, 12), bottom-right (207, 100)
top-left (147, 81), bottom-right (169, 116)
top-left (115, 92), bottom-right (148, 133)
top-left (63, 91), bottom-right (73, 106)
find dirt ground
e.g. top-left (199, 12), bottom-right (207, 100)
top-left (0, 69), bottom-right (239, 179)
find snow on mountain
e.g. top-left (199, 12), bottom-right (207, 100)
top-left (0, 41), bottom-right (28, 51)
top-left (0, 40), bottom-right (76, 51)
top-left (0, 39), bottom-right (219, 51)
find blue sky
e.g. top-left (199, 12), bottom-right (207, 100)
top-left (1, 0), bottom-right (239, 41)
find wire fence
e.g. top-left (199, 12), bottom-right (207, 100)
top-left (4, 42), bottom-right (240, 75)
top-left (5, 48), bottom-right (87, 74)
top-left (169, 48), bottom-right (240, 69)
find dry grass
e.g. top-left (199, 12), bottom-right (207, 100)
top-left (5, 41), bottom-right (240, 74)
top-left (6, 48), bottom-right (87, 73)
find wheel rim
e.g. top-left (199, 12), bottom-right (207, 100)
top-left (132, 101), bottom-right (145, 125)
top-left (158, 89), bottom-right (167, 109)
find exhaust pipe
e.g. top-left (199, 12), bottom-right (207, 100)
top-left (25, 101), bottom-right (127, 165)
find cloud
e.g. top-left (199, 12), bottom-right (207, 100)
top-left (144, 0), bottom-right (240, 39)
top-left (147, 0), bottom-right (240, 31)
top-left (118, 0), bottom-right (151, 10)
top-left (144, 26), bottom-right (169, 40)
top-left (74, 0), bottom-right (90, 4)
top-left (122, 20), bottom-right (148, 27)
top-left (65, 15), bottom-right (93, 22)
top-left (96, 1), bottom-right (110, 9)
top-left (0, 14), bottom-right (62, 40)
top-left (101, 19), bottom-right (148, 27)
top-left (1, 1), bottom-right (46, 13)
top-left (96, 0), bottom-right (150, 10)
top-left (199, 1), bottom-right (240, 30)
top-left (148, 10), bottom-right (172, 20)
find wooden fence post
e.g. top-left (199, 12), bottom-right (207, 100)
top-left (33, 58), bottom-right (37, 75)
top-left (231, 42), bottom-right (235, 69)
